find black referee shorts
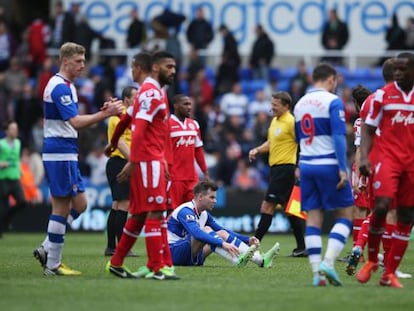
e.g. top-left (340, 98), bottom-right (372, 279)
top-left (106, 157), bottom-right (130, 201)
top-left (264, 164), bottom-right (296, 205)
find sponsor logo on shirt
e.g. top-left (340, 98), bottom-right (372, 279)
top-left (60, 95), bottom-right (72, 106)
top-left (391, 111), bottom-right (414, 126)
top-left (176, 136), bottom-right (195, 147)
top-left (186, 214), bottom-right (196, 222)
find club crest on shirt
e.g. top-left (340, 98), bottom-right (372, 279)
top-left (188, 123), bottom-right (195, 130)
top-left (274, 127), bottom-right (281, 136)
top-left (60, 95), bottom-right (72, 106)
top-left (186, 214), bottom-right (196, 222)
top-left (155, 196), bottom-right (164, 204)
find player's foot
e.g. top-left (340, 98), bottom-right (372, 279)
top-left (312, 274), bottom-right (327, 287)
top-left (132, 266), bottom-right (152, 278)
top-left (44, 263), bottom-right (81, 276)
top-left (33, 245), bottom-right (47, 268)
top-left (287, 248), bottom-right (307, 257)
top-left (105, 261), bottom-right (136, 279)
top-left (379, 273), bottom-right (403, 288)
top-left (395, 269), bottom-right (412, 279)
top-left (237, 244), bottom-right (257, 268)
top-left (319, 261), bottom-right (342, 286)
top-left (346, 246), bottom-right (362, 276)
top-left (262, 242), bottom-right (280, 268)
top-left (377, 253), bottom-right (384, 267)
top-left (126, 251), bottom-right (138, 257)
top-left (356, 261), bottom-right (379, 283)
top-left (145, 266), bottom-right (180, 280)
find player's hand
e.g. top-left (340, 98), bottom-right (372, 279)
top-left (117, 161), bottom-right (135, 183)
top-left (104, 143), bottom-right (115, 157)
top-left (248, 148), bottom-right (258, 162)
top-left (104, 99), bottom-right (124, 116)
top-left (336, 170), bottom-right (348, 190)
top-left (359, 159), bottom-right (372, 177)
top-left (249, 236), bottom-right (260, 246)
top-left (222, 242), bottom-right (240, 257)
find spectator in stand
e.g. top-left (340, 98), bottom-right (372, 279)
top-left (249, 25), bottom-right (275, 80)
top-left (289, 60), bottom-right (311, 107)
top-left (247, 89), bottom-right (271, 128)
top-left (186, 6), bottom-right (214, 64)
top-left (377, 14), bottom-right (406, 66)
top-left (27, 13), bottom-right (51, 77)
top-left (405, 17), bottom-right (414, 50)
top-left (216, 130), bottom-right (242, 186)
top-left (0, 18), bottom-right (18, 73)
top-left (232, 158), bottom-right (264, 191)
top-left (125, 8), bottom-right (146, 49)
top-left (49, 0), bottom-right (75, 48)
top-left (186, 47), bottom-right (205, 83)
top-left (219, 82), bottom-right (248, 123)
top-left (321, 9), bottom-right (349, 65)
top-left (73, 16), bottom-right (101, 61)
top-left (36, 57), bottom-right (55, 99)
top-left (3, 57), bottom-right (28, 106)
top-left (215, 25), bottom-right (240, 96)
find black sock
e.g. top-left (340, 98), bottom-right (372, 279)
top-left (106, 209), bottom-right (117, 249)
top-left (254, 213), bottom-right (273, 240)
top-left (115, 210), bottom-right (128, 244)
top-left (288, 215), bottom-right (306, 249)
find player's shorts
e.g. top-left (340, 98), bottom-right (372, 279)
top-left (299, 163), bottom-right (354, 211)
top-left (129, 160), bottom-right (167, 214)
top-left (106, 156), bottom-right (129, 201)
top-left (354, 189), bottom-right (370, 209)
top-left (169, 180), bottom-right (197, 210)
top-left (372, 156), bottom-right (414, 207)
top-left (169, 235), bottom-right (205, 266)
top-left (43, 160), bottom-right (85, 197)
top-left (265, 164), bottom-right (296, 204)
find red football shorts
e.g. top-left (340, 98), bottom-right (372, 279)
top-left (129, 160), bottom-right (167, 214)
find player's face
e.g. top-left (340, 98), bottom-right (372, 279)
top-left (394, 58), bottom-right (414, 90)
top-left (271, 98), bottom-right (289, 117)
top-left (200, 189), bottom-right (217, 212)
top-left (158, 58), bottom-right (176, 86)
top-left (65, 53), bottom-right (85, 79)
top-left (176, 97), bottom-right (192, 118)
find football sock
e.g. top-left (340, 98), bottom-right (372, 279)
top-left (384, 222), bottom-right (412, 275)
top-left (305, 226), bottom-right (322, 276)
top-left (144, 218), bottom-right (164, 272)
top-left (355, 215), bottom-right (370, 250)
top-left (367, 213), bottom-right (386, 262)
top-left (288, 215), bottom-right (306, 249)
top-left (324, 218), bottom-right (352, 266)
top-left (226, 234), bottom-right (262, 265)
top-left (352, 218), bottom-right (363, 246)
top-left (254, 213), bottom-right (273, 241)
top-left (106, 209), bottom-right (117, 249)
top-left (67, 208), bottom-right (80, 225)
top-left (115, 210), bottom-right (128, 244)
top-left (46, 214), bottom-right (67, 269)
top-left (382, 223), bottom-right (395, 263)
top-left (111, 216), bottom-right (142, 266)
top-left (160, 217), bottom-right (173, 267)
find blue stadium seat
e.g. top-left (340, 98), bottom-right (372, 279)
top-left (277, 79), bottom-right (290, 91)
top-left (240, 79), bottom-right (267, 94)
top-left (239, 68), bottom-right (253, 80)
top-left (279, 67), bottom-right (298, 79)
top-left (115, 65), bottom-right (126, 78)
top-left (180, 79), bottom-right (189, 95)
top-left (350, 67), bottom-right (371, 79)
top-left (269, 68), bottom-right (280, 80)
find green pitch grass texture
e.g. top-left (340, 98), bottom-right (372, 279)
top-left (1, 233), bottom-right (413, 311)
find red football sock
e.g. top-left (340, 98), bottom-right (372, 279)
top-left (144, 218), bottom-right (164, 273)
top-left (160, 217), bottom-right (173, 267)
top-left (111, 216), bottom-right (143, 266)
top-left (384, 222), bottom-right (412, 275)
top-left (381, 223), bottom-right (395, 264)
top-left (367, 213), bottom-right (386, 262)
top-left (355, 215), bottom-right (370, 250)
top-left (352, 218), bottom-right (363, 246)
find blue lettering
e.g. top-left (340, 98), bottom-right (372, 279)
top-left (268, 2), bottom-right (294, 34)
top-left (85, 1), bottom-right (111, 33)
top-left (220, 2), bottom-right (247, 43)
top-left (252, 0), bottom-right (265, 27)
top-left (361, 1), bottom-right (388, 34)
top-left (343, 1), bottom-right (361, 25)
top-left (393, 1), bottom-right (414, 16)
top-left (298, 0), bottom-right (325, 34)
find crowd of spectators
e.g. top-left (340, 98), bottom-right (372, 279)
top-left (1, 3), bottom-right (414, 196)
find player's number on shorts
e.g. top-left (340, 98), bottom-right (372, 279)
top-left (301, 113), bottom-right (314, 145)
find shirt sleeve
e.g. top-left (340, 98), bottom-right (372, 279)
top-left (51, 83), bottom-right (78, 121)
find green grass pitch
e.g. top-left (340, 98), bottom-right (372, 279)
top-left (1, 233), bottom-right (414, 311)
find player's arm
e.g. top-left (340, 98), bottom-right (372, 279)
top-left (206, 214), bottom-right (250, 245)
top-left (195, 147), bottom-right (209, 180)
top-left (70, 101), bottom-right (123, 129)
top-left (117, 138), bottom-right (130, 159)
top-left (329, 98), bottom-right (348, 189)
top-left (248, 140), bottom-right (269, 162)
top-left (177, 210), bottom-right (224, 247)
top-left (111, 113), bottom-right (132, 150)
